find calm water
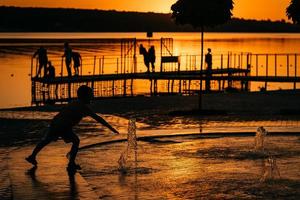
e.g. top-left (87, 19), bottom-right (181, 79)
top-left (1, 32), bottom-right (300, 108)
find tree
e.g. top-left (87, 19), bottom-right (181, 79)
top-left (287, 0), bottom-right (300, 24)
top-left (171, 0), bottom-right (234, 110)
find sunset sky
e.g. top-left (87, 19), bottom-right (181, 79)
top-left (0, 0), bottom-right (291, 21)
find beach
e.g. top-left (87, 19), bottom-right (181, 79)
top-left (1, 91), bottom-right (300, 199)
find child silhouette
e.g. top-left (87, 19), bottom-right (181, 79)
top-left (26, 85), bottom-right (119, 171)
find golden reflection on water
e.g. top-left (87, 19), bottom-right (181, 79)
top-left (1, 33), bottom-right (300, 108)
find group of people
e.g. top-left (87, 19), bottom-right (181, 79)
top-left (33, 42), bottom-right (82, 78)
top-left (33, 46), bottom-right (55, 79)
top-left (63, 42), bottom-right (82, 77)
top-left (139, 44), bottom-right (156, 73)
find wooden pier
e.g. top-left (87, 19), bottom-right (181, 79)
top-left (30, 38), bottom-right (300, 105)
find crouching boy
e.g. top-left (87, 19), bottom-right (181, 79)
top-left (26, 85), bottom-right (119, 171)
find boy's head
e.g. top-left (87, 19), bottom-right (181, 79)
top-left (77, 85), bottom-right (94, 103)
top-left (64, 42), bottom-right (69, 48)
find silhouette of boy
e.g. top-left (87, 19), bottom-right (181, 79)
top-left (33, 46), bottom-right (48, 78)
top-left (26, 85), bottom-right (119, 171)
top-left (205, 48), bottom-right (212, 92)
top-left (148, 46), bottom-right (156, 72)
top-left (46, 61), bottom-right (55, 79)
top-left (72, 51), bottom-right (82, 76)
top-left (139, 44), bottom-right (150, 73)
top-left (62, 42), bottom-right (73, 77)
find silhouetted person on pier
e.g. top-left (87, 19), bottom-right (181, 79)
top-left (139, 44), bottom-right (150, 73)
top-left (205, 48), bottom-right (212, 92)
top-left (33, 46), bottom-right (48, 78)
top-left (46, 61), bottom-right (55, 79)
top-left (63, 42), bottom-right (73, 77)
top-left (148, 46), bottom-right (156, 72)
top-left (72, 51), bottom-right (82, 76)
top-left (26, 85), bottom-right (119, 172)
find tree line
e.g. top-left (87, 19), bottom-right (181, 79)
top-left (0, 6), bottom-right (300, 32)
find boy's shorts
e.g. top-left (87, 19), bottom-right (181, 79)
top-left (44, 126), bottom-right (78, 143)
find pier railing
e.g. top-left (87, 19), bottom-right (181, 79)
top-left (31, 52), bottom-right (254, 78)
top-left (30, 52), bottom-right (300, 105)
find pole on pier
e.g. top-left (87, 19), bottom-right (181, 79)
top-left (265, 54), bottom-right (268, 90)
top-left (244, 53), bottom-right (251, 91)
top-left (30, 57), bottom-right (34, 79)
top-left (167, 80), bottom-right (170, 94)
top-left (287, 54), bottom-right (290, 77)
top-left (275, 54), bottom-right (277, 77)
top-left (123, 79), bottom-right (127, 97)
top-left (295, 54), bottom-right (297, 90)
top-left (130, 79), bottom-right (134, 96)
top-left (112, 80), bottom-right (115, 96)
top-left (179, 80), bottom-right (182, 94)
top-left (93, 56), bottom-right (96, 76)
top-left (256, 55), bottom-right (259, 77)
top-left (61, 57), bottom-right (64, 78)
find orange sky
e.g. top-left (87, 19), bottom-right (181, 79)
top-left (0, 0), bottom-right (291, 21)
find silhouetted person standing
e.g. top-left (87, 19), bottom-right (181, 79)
top-left (63, 42), bottom-right (73, 77)
top-left (205, 48), bottom-right (212, 92)
top-left (46, 61), bottom-right (55, 79)
top-left (33, 46), bottom-right (48, 78)
top-left (72, 52), bottom-right (82, 76)
top-left (148, 46), bottom-right (156, 72)
top-left (139, 44), bottom-right (150, 73)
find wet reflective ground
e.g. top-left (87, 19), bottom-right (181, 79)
top-left (1, 111), bottom-right (300, 199)
top-left (79, 135), bottom-right (300, 199)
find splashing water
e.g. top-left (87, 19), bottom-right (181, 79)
top-left (118, 119), bottom-right (138, 173)
top-left (255, 126), bottom-right (268, 152)
top-left (260, 156), bottom-right (281, 182)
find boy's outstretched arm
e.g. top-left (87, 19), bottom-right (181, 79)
top-left (89, 112), bottom-right (119, 134)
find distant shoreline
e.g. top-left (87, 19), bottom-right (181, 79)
top-left (1, 33), bottom-right (300, 44)
top-left (1, 6), bottom-right (300, 33)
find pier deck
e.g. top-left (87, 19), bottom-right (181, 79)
top-left (29, 38), bottom-right (300, 105)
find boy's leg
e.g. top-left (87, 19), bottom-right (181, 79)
top-left (26, 135), bottom-right (52, 165)
top-left (36, 63), bottom-right (42, 77)
top-left (67, 133), bottom-right (80, 166)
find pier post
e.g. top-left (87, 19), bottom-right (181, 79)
top-left (68, 82), bottom-right (71, 101)
top-left (154, 79), bottom-right (158, 95)
top-left (160, 38), bottom-right (163, 72)
top-left (61, 57), bottom-right (64, 78)
top-left (30, 58), bottom-right (33, 79)
top-left (287, 54), bottom-right (290, 77)
top-left (123, 79), bottom-right (127, 96)
top-left (244, 54), bottom-right (251, 91)
top-left (93, 56), bottom-right (96, 76)
top-left (130, 79), bottom-right (134, 96)
top-left (265, 54), bottom-right (268, 90)
top-left (167, 80), bottom-right (170, 94)
top-left (179, 80), bottom-right (182, 94)
top-left (32, 81), bottom-right (36, 105)
top-left (256, 55), bottom-right (259, 77)
top-left (171, 80), bottom-right (174, 94)
top-left (112, 80), bottom-right (115, 96)
top-left (98, 58), bottom-right (101, 75)
top-left (275, 54), bottom-right (277, 77)
top-left (295, 54), bottom-right (297, 90)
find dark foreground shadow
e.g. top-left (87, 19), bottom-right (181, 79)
top-left (25, 166), bottom-right (79, 199)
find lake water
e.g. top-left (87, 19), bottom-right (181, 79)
top-left (0, 32), bottom-right (300, 108)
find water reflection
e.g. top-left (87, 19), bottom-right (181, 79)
top-left (1, 33), bottom-right (300, 108)
top-left (25, 166), bottom-right (80, 199)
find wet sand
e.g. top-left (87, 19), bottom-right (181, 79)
top-left (1, 91), bottom-right (300, 199)
top-left (79, 135), bottom-right (300, 199)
